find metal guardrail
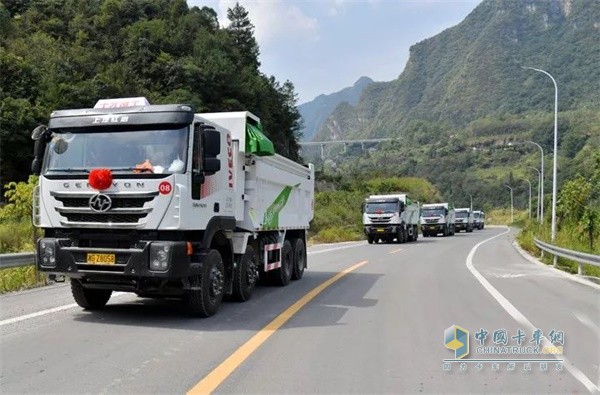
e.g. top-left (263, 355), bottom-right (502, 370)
top-left (533, 237), bottom-right (600, 275)
top-left (0, 252), bottom-right (36, 269)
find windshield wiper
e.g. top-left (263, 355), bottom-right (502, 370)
top-left (46, 168), bottom-right (89, 173)
top-left (111, 167), bottom-right (155, 173)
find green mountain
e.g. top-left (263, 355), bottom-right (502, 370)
top-left (318, 0), bottom-right (600, 140)
top-left (298, 76), bottom-right (373, 141)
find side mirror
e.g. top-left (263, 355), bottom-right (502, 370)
top-left (203, 158), bottom-right (221, 175)
top-left (31, 125), bottom-right (48, 140)
top-left (203, 128), bottom-right (221, 157)
top-left (31, 138), bottom-right (47, 175)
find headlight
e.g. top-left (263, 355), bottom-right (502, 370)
top-left (39, 239), bottom-right (56, 268)
top-left (150, 244), bottom-right (172, 271)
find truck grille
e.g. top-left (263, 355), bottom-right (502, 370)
top-left (424, 218), bottom-right (439, 224)
top-left (59, 197), bottom-right (152, 208)
top-left (51, 191), bottom-right (158, 228)
top-left (369, 215), bottom-right (392, 224)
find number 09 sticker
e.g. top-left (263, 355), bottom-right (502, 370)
top-left (159, 181), bottom-right (172, 195)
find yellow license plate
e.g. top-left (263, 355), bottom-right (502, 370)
top-left (86, 253), bottom-right (116, 265)
top-left (376, 228), bottom-right (385, 232)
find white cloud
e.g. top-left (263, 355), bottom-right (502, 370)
top-left (214, 0), bottom-right (319, 46)
top-left (328, 0), bottom-right (345, 16)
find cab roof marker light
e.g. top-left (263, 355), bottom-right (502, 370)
top-left (94, 97), bottom-right (150, 109)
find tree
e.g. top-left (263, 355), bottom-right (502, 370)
top-left (226, 3), bottom-right (260, 70)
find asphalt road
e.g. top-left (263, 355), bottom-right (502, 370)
top-left (1, 228), bottom-right (598, 394)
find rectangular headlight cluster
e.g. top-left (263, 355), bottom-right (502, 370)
top-left (149, 244), bottom-right (172, 272)
top-left (39, 240), bottom-right (56, 268)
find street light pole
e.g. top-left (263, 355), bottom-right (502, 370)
top-left (523, 66), bottom-right (558, 248)
top-left (528, 166), bottom-right (541, 222)
top-left (525, 140), bottom-right (544, 223)
top-left (522, 178), bottom-right (532, 219)
top-left (467, 193), bottom-right (473, 212)
top-left (505, 184), bottom-right (514, 224)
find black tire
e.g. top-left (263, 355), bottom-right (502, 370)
top-left (186, 249), bottom-right (225, 317)
top-left (272, 240), bottom-right (293, 286)
top-left (443, 225), bottom-right (448, 237)
top-left (413, 226), bottom-right (418, 241)
top-left (367, 236), bottom-right (374, 244)
top-left (71, 279), bottom-right (112, 310)
top-left (291, 238), bottom-right (306, 281)
top-left (232, 245), bottom-right (259, 302)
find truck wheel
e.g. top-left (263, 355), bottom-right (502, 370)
top-left (71, 279), bottom-right (112, 310)
top-left (291, 238), bottom-right (306, 280)
top-left (367, 236), bottom-right (374, 244)
top-left (232, 245), bottom-right (258, 302)
top-left (186, 249), bottom-right (225, 317)
top-left (413, 226), bottom-right (418, 241)
top-left (273, 240), bottom-right (293, 286)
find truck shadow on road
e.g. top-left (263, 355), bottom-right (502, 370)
top-left (71, 270), bottom-right (383, 332)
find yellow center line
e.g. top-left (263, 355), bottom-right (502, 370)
top-left (187, 260), bottom-right (369, 395)
top-left (389, 248), bottom-right (404, 254)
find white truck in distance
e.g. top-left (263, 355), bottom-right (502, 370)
top-left (454, 208), bottom-right (474, 232)
top-left (362, 194), bottom-right (420, 244)
top-left (473, 210), bottom-right (485, 230)
top-left (31, 97), bottom-right (314, 317)
top-left (421, 203), bottom-right (455, 237)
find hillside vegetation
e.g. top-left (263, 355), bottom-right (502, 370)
top-left (0, 0), bottom-right (303, 185)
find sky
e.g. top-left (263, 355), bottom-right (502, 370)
top-left (187, 0), bottom-right (482, 105)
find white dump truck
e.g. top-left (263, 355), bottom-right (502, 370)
top-left (31, 97), bottom-right (314, 317)
top-left (421, 203), bottom-right (455, 237)
top-left (362, 193), bottom-right (420, 244)
top-left (454, 208), bottom-right (474, 232)
top-left (473, 210), bottom-right (484, 230)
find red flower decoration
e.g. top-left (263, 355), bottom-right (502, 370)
top-left (89, 168), bottom-right (113, 190)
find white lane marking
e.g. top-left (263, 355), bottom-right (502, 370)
top-left (389, 248), bottom-right (404, 254)
top-left (495, 273), bottom-right (526, 278)
top-left (467, 227), bottom-right (599, 394)
top-left (0, 303), bottom-right (78, 327)
top-left (0, 292), bottom-right (129, 328)
top-left (0, 244), bottom-right (363, 327)
top-left (308, 243), bottom-right (364, 255)
top-left (574, 312), bottom-right (600, 338)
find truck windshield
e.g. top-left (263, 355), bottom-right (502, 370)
top-left (456, 211), bottom-right (469, 218)
top-left (422, 208), bottom-right (445, 216)
top-left (365, 202), bottom-right (398, 214)
top-left (43, 127), bottom-right (189, 174)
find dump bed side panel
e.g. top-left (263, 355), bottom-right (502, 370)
top-left (239, 154), bottom-right (314, 231)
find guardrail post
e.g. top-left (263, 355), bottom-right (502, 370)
top-left (577, 262), bottom-right (583, 275)
top-left (553, 255), bottom-right (557, 268)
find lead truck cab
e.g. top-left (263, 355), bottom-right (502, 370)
top-left (31, 98), bottom-right (314, 317)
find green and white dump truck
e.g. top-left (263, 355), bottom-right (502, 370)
top-left (362, 194), bottom-right (420, 244)
top-left (31, 97), bottom-right (314, 317)
top-left (420, 203), bottom-right (455, 237)
top-left (454, 208), bottom-right (474, 232)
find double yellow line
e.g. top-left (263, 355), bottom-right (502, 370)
top-left (187, 260), bottom-right (369, 394)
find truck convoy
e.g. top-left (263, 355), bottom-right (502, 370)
top-left (420, 203), bottom-right (455, 237)
top-left (31, 97), bottom-right (314, 317)
top-left (454, 208), bottom-right (474, 232)
top-left (362, 194), bottom-right (420, 244)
